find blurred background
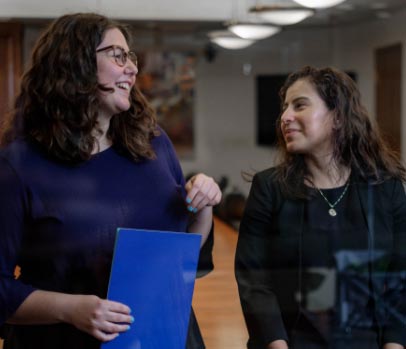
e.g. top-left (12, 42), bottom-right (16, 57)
top-left (1, 1), bottom-right (405, 347)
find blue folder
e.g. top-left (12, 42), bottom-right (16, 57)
top-left (102, 228), bottom-right (201, 349)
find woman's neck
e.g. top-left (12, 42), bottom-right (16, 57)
top-left (304, 154), bottom-right (350, 189)
top-left (92, 117), bottom-right (112, 154)
top-left (93, 133), bottom-right (112, 154)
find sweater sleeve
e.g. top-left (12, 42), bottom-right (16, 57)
top-left (381, 179), bottom-right (406, 345)
top-left (235, 172), bottom-right (288, 349)
top-left (0, 156), bottom-right (36, 326)
top-left (158, 129), bottom-right (214, 276)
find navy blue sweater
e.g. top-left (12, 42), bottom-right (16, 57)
top-left (0, 130), bottom-right (209, 348)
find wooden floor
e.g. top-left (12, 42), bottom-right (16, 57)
top-left (193, 217), bottom-right (248, 349)
top-left (0, 217), bottom-right (248, 349)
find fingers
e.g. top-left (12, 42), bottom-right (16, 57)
top-left (71, 295), bottom-right (134, 342)
top-left (107, 299), bottom-right (131, 315)
top-left (101, 300), bottom-right (134, 332)
top-left (95, 330), bottom-right (120, 342)
top-left (185, 174), bottom-right (222, 212)
top-left (90, 310), bottom-right (133, 341)
top-left (98, 320), bottom-right (132, 336)
top-left (105, 311), bottom-right (134, 325)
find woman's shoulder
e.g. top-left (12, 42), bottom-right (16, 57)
top-left (150, 126), bottom-right (178, 159)
top-left (0, 139), bottom-right (46, 170)
top-left (248, 167), bottom-right (283, 198)
top-left (353, 170), bottom-right (404, 191)
top-left (253, 167), bottom-right (280, 185)
top-left (0, 139), bottom-right (33, 160)
top-left (151, 126), bottom-right (171, 147)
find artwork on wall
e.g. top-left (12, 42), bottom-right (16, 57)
top-left (137, 51), bottom-right (196, 159)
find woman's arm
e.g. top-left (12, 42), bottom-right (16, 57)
top-left (235, 172), bottom-right (289, 347)
top-left (381, 179), bottom-right (406, 347)
top-left (185, 173), bottom-right (221, 246)
top-left (158, 130), bottom-right (221, 245)
top-left (8, 290), bottom-right (133, 342)
top-left (0, 156), bottom-right (131, 342)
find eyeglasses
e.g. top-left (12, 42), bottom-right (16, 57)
top-left (96, 45), bottom-right (138, 67)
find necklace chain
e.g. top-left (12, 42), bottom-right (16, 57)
top-left (315, 180), bottom-right (350, 217)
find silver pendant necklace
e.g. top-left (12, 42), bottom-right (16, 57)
top-left (315, 180), bottom-right (350, 217)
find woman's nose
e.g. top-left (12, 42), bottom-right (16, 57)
top-left (281, 108), bottom-right (294, 124)
top-left (125, 61), bottom-right (138, 75)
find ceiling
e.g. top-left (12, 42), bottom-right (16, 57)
top-left (126, 0), bottom-right (406, 48)
top-left (288, 0), bottom-right (406, 27)
top-left (123, 0), bottom-right (406, 46)
top-left (5, 0), bottom-right (406, 50)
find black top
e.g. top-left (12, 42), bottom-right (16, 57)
top-left (297, 183), bottom-right (378, 345)
top-left (235, 168), bottom-right (406, 349)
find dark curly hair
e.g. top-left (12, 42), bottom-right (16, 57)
top-left (0, 12), bottom-right (158, 163)
top-left (273, 65), bottom-right (406, 198)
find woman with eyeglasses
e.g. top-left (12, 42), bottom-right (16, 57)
top-left (0, 13), bottom-right (221, 349)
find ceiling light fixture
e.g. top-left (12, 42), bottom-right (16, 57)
top-left (249, 5), bottom-right (314, 26)
top-left (208, 31), bottom-right (255, 50)
top-left (228, 23), bottom-right (280, 40)
top-left (292, 0), bottom-right (348, 9)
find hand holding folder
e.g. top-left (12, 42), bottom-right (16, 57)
top-left (102, 228), bottom-right (202, 349)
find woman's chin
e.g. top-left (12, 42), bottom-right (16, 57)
top-left (116, 102), bottom-right (131, 113)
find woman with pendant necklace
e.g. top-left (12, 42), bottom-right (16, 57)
top-left (235, 66), bottom-right (406, 349)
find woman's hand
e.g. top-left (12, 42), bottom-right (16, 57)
top-left (267, 339), bottom-right (289, 349)
top-left (8, 290), bottom-right (133, 342)
top-left (63, 294), bottom-right (133, 342)
top-left (185, 173), bottom-right (221, 246)
top-left (185, 173), bottom-right (222, 213)
top-left (383, 344), bottom-right (404, 349)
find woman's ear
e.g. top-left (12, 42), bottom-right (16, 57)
top-left (332, 113), bottom-right (341, 130)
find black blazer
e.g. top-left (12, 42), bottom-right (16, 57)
top-left (235, 168), bottom-right (406, 349)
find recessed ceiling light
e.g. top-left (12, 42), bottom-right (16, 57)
top-left (249, 5), bottom-right (314, 25)
top-left (208, 31), bottom-right (255, 49)
top-left (293, 0), bottom-right (348, 8)
top-left (228, 24), bottom-right (280, 40)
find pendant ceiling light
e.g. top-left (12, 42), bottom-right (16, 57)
top-left (249, 5), bottom-right (314, 26)
top-left (209, 31), bottom-right (255, 50)
top-left (292, 0), bottom-right (347, 8)
top-left (228, 23), bottom-right (280, 40)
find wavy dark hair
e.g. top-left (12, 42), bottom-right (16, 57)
top-left (0, 12), bottom-right (158, 163)
top-left (273, 65), bottom-right (406, 198)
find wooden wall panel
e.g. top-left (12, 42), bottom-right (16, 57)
top-left (375, 43), bottom-right (402, 154)
top-left (0, 23), bottom-right (22, 124)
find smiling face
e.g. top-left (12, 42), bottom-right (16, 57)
top-left (280, 78), bottom-right (335, 158)
top-left (96, 28), bottom-right (137, 121)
